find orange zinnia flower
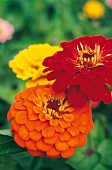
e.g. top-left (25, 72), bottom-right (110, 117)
top-left (7, 85), bottom-right (94, 158)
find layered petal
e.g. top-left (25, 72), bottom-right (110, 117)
top-left (43, 35), bottom-right (112, 106)
top-left (7, 85), bottom-right (93, 158)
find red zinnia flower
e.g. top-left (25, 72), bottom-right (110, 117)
top-left (7, 85), bottom-right (93, 158)
top-left (43, 35), bottom-right (112, 107)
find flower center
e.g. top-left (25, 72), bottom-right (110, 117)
top-left (44, 97), bottom-right (69, 119)
top-left (46, 100), bottom-right (60, 111)
top-left (77, 43), bottom-right (103, 68)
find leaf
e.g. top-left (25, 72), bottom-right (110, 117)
top-left (0, 131), bottom-right (26, 156)
top-left (93, 164), bottom-right (112, 170)
top-left (0, 85), bottom-right (16, 104)
top-left (66, 147), bottom-right (100, 170)
top-left (90, 119), bottom-right (105, 149)
top-left (97, 139), bottom-right (112, 167)
top-left (11, 153), bottom-right (71, 170)
top-left (0, 129), bottom-right (13, 137)
top-left (0, 155), bottom-right (16, 170)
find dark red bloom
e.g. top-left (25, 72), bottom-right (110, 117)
top-left (43, 35), bottom-right (112, 107)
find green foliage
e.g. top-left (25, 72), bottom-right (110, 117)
top-left (0, 129), bottom-right (26, 156)
top-left (66, 119), bottom-right (112, 170)
top-left (1, 0), bottom-right (112, 170)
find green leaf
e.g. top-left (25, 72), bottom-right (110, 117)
top-left (0, 85), bottom-right (16, 104)
top-left (93, 164), bottom-right (112, 170)
top-left (0, 129), bottom-right (13, 137)
top-left (0, 130), bottom-right (26, 156)
top-left (0, 155), bottom-right (16, 170)
top-left (66, 147), bottom-right (100, 170)
top-left (12, 153), bottom-right (71, 170)
top-left (90, 119), bottom-right (105, 149)
top-left (97, 139), bottom-right (112, 167)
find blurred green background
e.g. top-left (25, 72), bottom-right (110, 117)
top-left (0, 0), bottom-right (112, 170)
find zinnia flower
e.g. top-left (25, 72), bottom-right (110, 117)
top-left (7, 85), bottom-right (94, 158)
top-left (106, 0), bottom-right (112, 8)
top-left (9, 44), bottom-right (62, 88)
top-left (43, 35), bottom-right (112, 107)
top-left (0, 18), bottom-right (14, 43)
top-left (83, 0), bottom-right (105, 19)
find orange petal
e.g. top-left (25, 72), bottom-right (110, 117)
top-left (39, 112), bottom-right (46, 121)
top-left (18, 125), bottom-right (29, 140)
top-left (90, 121), bottom-right (94, 129)
top-left (42, 125), bottom-right (55, 137)
top-left (59, 131), bottom-right (71, 142)
top-left (28, 108), bottom-right (38, 120)
top-left (55, 139), bottom-right (69, 151)
top-left (78, 134), bottom-right (86, 147)
top-left (9, 103), bottom-right (16, 118)
top-left (14, 102), bottom-right (26, 110)
top-left (59, 118), bottom-right (70, 128)
top-left (21, 90), bottom-right (31, 99)
top-left (79, 125), bottom-right (87, 133)
top-left (36, 138), bottom-right (51, 151)
top-left (71, 120), bottom-right (81, 127)
top-left (25, 120), bottom-right (36, 131)
top-left (29, 131), bottom-right (42, 141)
top-left (33, 98), bottom-right (43, 107)
top-left (45, 114), bottom-right (51, 120)
top-left (11, 109), bottom-right (17, 118)
top-left (33, 106), bottom-right (46, 114)
top-left (12, 119), bottom-right (20, 132)
top-left (67, 126), bottom-right (79, 136)
top-left (63, 114), bottom-right (74, 123)
top-left (68, 136), bottom-right (79, 147)
top-left (25, 140), bottom-right (37, 151)
top-left (14, 133), bottom-right (25, 147)
top-left (34, 121), bottom-right (48, 132)
top-left (28, 93), bottom-right (37, 102)
top-left (35, 90), bottom-right (44, 99)
top-left (72, 109), bottom-right (82, 118)
top-left (15, 111), bottom-right (27, 124)
top-left (46, 146), bottom-right (60, 157)
top-left (14, 92), bottom-right (22, 101)
top-left (44, 133), bottom-right (58, 145)
top-left (55, 126), bottom-right (64, 133)
top-left (50, 119), bottom-right (59, 126)
top-left (27, 149), bottom-right (42, 156)
top-left (59, 92), bottom-right (66, 101)
top-left (80, 114), bottom-right (88, 125)
top-left (65, 107), bottom-right (74, 112)
top-left (61, 147), bottom-right (76, 158)
top-left (7, 111), bottom-right (11, 121)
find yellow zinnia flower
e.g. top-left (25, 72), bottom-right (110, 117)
top-left (83, 0), bottom-right (105, 19)
top-left (9, 44), bottom-right (62, 88)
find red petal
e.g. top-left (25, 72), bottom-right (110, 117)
top-left (67, 85), bottom-right (87, 107)
top-left (101, 85), bottom-right (111, 104)
top-left (87, 70), bottom-right (96, 79)
top-left (88, 86), bottom-right (102, 102)
top-left (92, 77), bottom-right (105, 88)
top-left (63, 63), bottom-right (78, 74)
top-left (53, 72), bottom-right (73, 93)
top-left (105, 77), bottom-right (112, 86)
top-left (77, 73), bottom-right (90, 85)
top-left (80, 83), bottom-right (92, 93)
top-left (47, 71), bottom-right (61, 81)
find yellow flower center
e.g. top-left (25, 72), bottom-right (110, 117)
top-left (44, 97), bottom-right (73, 119)
top-left (76, 43), bottom-right (103, 69)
